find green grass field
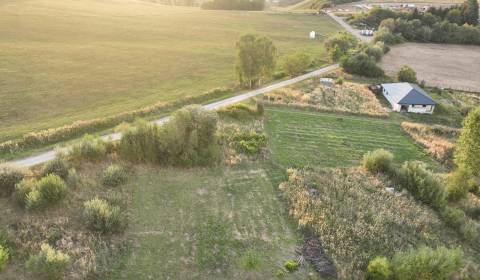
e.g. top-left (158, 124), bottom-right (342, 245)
top-left (265, 107), bottom-right (436, 168)
top-left (0, 0), bottom-right (340, 142)
top-left (118, 165), bottom-right (312, 279)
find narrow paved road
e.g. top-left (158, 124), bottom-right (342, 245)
top-left (326, 12), bottom-right (372, 42)
top-left (10, 64), bottom-right (339, 168)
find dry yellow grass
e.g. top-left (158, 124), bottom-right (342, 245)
top-left (263, 81), bottom-right (388, 116)
top-left (401, 122), bottom-right (459, 164)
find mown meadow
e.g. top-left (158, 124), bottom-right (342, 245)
top-left (0, 0), bottom-right (340, 142)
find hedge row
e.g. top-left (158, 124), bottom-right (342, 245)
top-left (0, 87), bottom-right (233, 155)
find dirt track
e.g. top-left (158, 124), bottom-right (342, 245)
top-left (380, 43), bottom-right (480, 92)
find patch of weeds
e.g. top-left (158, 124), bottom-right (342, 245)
top-left (284, 259), bottom-right (300, 272)
top-left (196, 216), bottom-right (233, 269)
top-left (240, 249), bottom-right (263, 270)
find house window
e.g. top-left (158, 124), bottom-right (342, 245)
top-left (423, 105), bottom-right (426, 107)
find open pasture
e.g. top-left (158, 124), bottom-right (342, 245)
top-left (265, 107), bottom-right (435, 168)
top-left (0, 0), bottom-right (340, 142)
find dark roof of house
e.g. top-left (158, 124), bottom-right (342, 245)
top-left (381, 83), bottom-right (436, 105)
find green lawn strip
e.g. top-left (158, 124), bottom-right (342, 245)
top-left (265, 107), bottom-right (438, 169)
top-left (121, 165), bottom-right (314, 279)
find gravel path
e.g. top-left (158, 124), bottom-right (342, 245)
top-left (10, 64), bottom-right (339, 168)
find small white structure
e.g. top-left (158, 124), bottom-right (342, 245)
top-left (360, 29), bottom-right (374, 36)
top-left (382, 83), bottom-right (436, 114)
top-left (320, 78), bottom-right (334, 86)
top-left (309, 31), bottom-right (316, 39)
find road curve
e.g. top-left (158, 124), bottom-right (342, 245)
top-left (10, 64), bottom-right (339, 168)
top-left (326, 12), bottom-right (372, 42)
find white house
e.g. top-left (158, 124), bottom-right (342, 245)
top-left (381, 83), bottom-right (436, 114)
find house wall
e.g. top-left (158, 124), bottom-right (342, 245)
top-left (407, 104), bottom-right (435, 114)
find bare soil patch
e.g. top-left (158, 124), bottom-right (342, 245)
top-left (380, 43), bottom-right (480, 92)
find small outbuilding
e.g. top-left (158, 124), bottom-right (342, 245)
top-left (381, 82), bottom-right (436, 114)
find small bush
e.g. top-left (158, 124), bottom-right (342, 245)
top-left (84, 198), bottom-right (121, 233)
top-left (336, 76), bottom-right (345, 85)
top-left (231, 131), bottom-right (267, 155)
top-left (284, 260), bottom-right (299, 272)
top-left (399, 161), bottom-right (447, 210)
top-left (397, 65), bottom-right (417, 83)
top-left (42, 157), bottom-right (70, 180)
top-left (101, 164), bottom-right (128, 187)
top-left (362, 149), bottom-right (394, 174)
top-left (14, 179), bottom-right (37, 206)
top-left (391, 247), bottom-right (462, 280)
top-left (70, 135), bottom-right (106, 161)
top-left (217, 103), bottom-right (260, 119)
top-left (446, 166), bottom-right (474, 202)
top-left (441, 207), bottom-right (466, 228)
top-left (0, 245), bottom-right (9, 272)
top-left (26, 243), bottom-right (70, 280)
top-left (366, 257), bottom-right (392, 280)
top-left (26, 175), bottom-right (68, 210)
top-left (0, 164), bottom-right (25, 196)
top-left (281, 52), bottom-right (311, 77)
top-left (241, 249), bottom-right (262, 270)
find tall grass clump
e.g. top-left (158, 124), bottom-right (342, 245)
top-left (120, 105), bottom-right (219, 167)
top-left (391, 247), bottom-right (462, 280)
top-left (216, 102), bottom-right (263, 119)
top-left (23, 175), bottom-right (68, 210)
top-left (26, 243), bottom-right (70, 280)
top-left (101, 164), bottom-right (128, 187)
top-left (83, 198), bottom-right (121, 233)
top-left (0, 163), bottom-right (25, 196)
top-left (70, 135), bottom-right (106, 161)
top-left (0, 245), bottom-right (9, 272)
top-left (362, 149), bottom-right (394, 174)
top-left (398, 161), bottom-right (447, 210)
top-left (42, 157), bottom-right (70, 180)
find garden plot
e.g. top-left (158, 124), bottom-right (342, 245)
top-left (265, 107), bottom-right (435, 168)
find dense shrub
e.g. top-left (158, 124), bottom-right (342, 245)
top-left (325, 31), bottom-right (359, 61)
top-left (398, 161), bottom-right (447, 210)
top-left (340, 51), bottom-right (384, 77)
top-left (14, 179), bottom-right (37, 206)
top-left (284, 260), bottom-right (299, 272)
top-left (281, 52), bottom-right (312, 77)
top-left (0, 245), bottom-right (8, 272)
top-left (362, 149), bottom-right (394, 174)
top-left (42, 157), bottom-right (70, 180)
top-left (441, 206), bottom-right (466, 228)
top-left (120, 106), bottom-right (219, 167)
top-left (397, 65), bottom-right (417, 83)
top-left (231, 131), bottom-right (267, 155)
top-left (25, 175), bottom-right (68, 210)
top-left (101, 165), bottom-right (128, 187)
top-left (0, 164), bottom-right (25, 196)
top-left (455, 107), bottom-right (480, 175)
top-left (366, 257), bottom-right (392, 280)
top-left (70, 135), bottom-right (106, 161)
top-left (84, 198), bottom-right (121, 233)
top-left (26, 243), bottom-right (70, 280)
top-left (446, 166), bottom-right (474, 201)
top-left (460, 221), bottom-right (479, 241)
top-left (391, 247), bottom-right (462, 280)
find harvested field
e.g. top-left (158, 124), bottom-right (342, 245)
top-left (380, 43), bottom-right (480, 92)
